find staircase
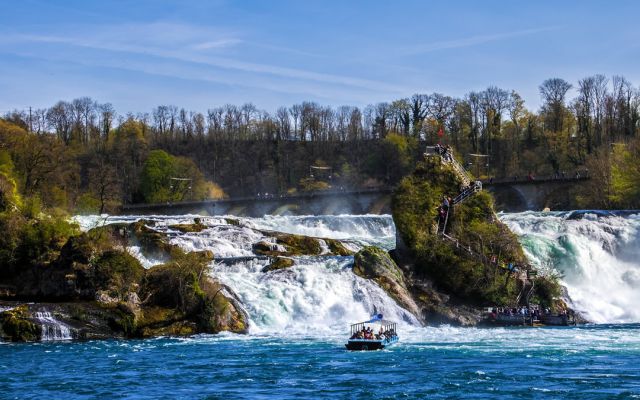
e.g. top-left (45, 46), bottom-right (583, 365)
top-left (432, 146), bottom-right (481, 235)
top-left (448, 157), bottom-right (472, 187)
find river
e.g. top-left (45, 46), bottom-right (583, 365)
top-left (1, 212), bottom-right (639, 398)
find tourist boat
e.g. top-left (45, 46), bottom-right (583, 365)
top-left (345, 314), bottom-right (399, 351)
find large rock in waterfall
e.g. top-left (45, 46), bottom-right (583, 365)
top-left (390, 152), bottom-right (566, 324)
top-left (353, 246), bottom-right (421, 321)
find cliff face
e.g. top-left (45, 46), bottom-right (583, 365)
top-left (387, 154), bottom-right (563, 324)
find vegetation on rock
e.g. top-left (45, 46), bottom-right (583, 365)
top-left (392, 156), bottom-right (562, 308)
top-left (262, 256), bottom-right (295, 273)
top-left (0, 305), bottom-right (40, 342)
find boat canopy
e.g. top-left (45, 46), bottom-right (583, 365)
top-left (349, 314), bottom-right (397, 335)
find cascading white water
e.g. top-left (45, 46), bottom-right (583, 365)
top-left (213, 256), bottom-right (418, 334)
top-left (74, 214), bottom-right (415, 334)
top-left (500, 211), bottom-right (640, 323)
top-left (34, 311), bottom-right (72, 341)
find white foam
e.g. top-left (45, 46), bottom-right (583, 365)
top-left (501, 211), bottom-right (640, 323)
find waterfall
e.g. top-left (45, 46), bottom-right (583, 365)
top-left (501, 211), bottom-right (640, 323)
top-left (34, 311), bottom-right (72, 341)
top-left (75, 214), bottom-right (417, 334)
top-left (212, 256), bottom-right (418, 334)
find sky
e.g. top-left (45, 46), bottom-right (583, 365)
top-left (0, 0), bottom-right (639, 114)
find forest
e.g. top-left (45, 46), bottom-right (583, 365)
top-left (1, 74), bottom-right (640, 214)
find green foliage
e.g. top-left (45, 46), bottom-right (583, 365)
top-left (531, 276), bottom-right (563, 310)
top-left (75, 193), bottom-right (101, 214)
top-left (0, 151), bottom-right (22, 211)
top-left (608, 143), bottom-right (640, 208)
top-left (0, 305), bottom-right (41, 342)
top-left (93, 250), bottom-right (145, 299)
top-left (139, 150), bottom-right (222, 203)
top-left (143, 249), bottom-right (212, 314)
top-left (298, 177), bottom-right (331, 192)
top-left (392, 157), bottom-right (537, 306)
top-left (16, 215), bottom-right (78, 267)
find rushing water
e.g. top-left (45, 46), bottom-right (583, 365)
top-left (2, 212), bottom-right (640, 398)
top-left (33, 312), bottom-right (72, 341)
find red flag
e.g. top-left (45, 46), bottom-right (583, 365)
top-left (437, 127), bottom-right (444, 137)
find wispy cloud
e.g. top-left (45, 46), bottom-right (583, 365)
top-left (5, 25), bottom-right (408, 94)
top-left (400, 26), bottom-right (560, 56)
top-left (190, 38), bottom-right (243, 50)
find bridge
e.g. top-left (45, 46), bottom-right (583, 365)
top-left (120, 188), bottom-right (393, 217)
top-left (118, 175), bottom-right (589, 216)
top-left (483, 173), bottom-right (590, 212)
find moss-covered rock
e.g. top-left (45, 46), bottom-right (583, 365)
top-left (353, 246), bottom-right (421, 319)
top-left (273, 232), bottom-right (322, 255)
top-left (325, 239), bottom-right (354, 256)
top-left (262, 256), bottom-right (295, 272)
top-left (199, 285), bottom-right (248, 334)
top-left (224, 218), bottom-right (241, 226)
top-left (392, 156), bottom-right (561, 310)
top-left (254, 231), bottom-right (352, 257)
top-left (169, 218), bottom-right (208, 233)
top-left (131, 220), bottom-right (174, 259)
top-left (0, 305), bottom-right (41, 341)
top-left (141, 249), bottom-right (246, 335)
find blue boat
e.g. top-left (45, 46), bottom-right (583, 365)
top-left (345, 314), bottom-right (399, 351)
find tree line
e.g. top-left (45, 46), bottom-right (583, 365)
top-left (2, 73), bottom-right (640, 212)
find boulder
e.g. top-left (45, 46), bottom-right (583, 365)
top-left (353, 246), bottom-right (421, 321)
top-left (254, 231), bottom-right (353, 257)
top-left (169, 218), bottom-right (208, 233)
top-left (0, 305), bottom-right (40, 342)
top-left (262, 256), bottom-right (295, 272)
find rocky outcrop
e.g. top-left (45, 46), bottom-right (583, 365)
top-left (390, 154), bottom-right (568, 324)
top-left (0, 305), bottom-right (40, 342)
top-left (253, 231), bottom-right (354, 257)
top-left (169, 218), bottom-right (208, 233)
top-left (0, 218), bottom-right (248, 341)
top-left (262, 256), bottom-right (295, 273)
top-left (353, 246), bottom-right (422, 321)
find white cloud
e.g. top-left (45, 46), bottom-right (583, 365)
top-left (401, 26), bottom-right (559, 55)
top-left (5, 24), bottom-right (408, 94)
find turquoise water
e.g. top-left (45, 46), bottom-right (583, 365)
top-left (4, 213), bottom-right (640, 399)
top-left (2, 325), bottom-right (640, 399)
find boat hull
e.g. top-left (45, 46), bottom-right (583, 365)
top-left (345, 337), bottom-right (398, 351)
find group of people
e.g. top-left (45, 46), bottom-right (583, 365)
top-left (488, 255), bottom-right (521, 273)
top-left (434, 144), bottom-right (454, 162)
top-left (491, 307), bottom-right (540, 318)
top-left (490, 306), bottom-right (572, 318)
top-left (350, 326), bottom-right (397, 341)
top-left (437, 195), bottom-right (453, 222)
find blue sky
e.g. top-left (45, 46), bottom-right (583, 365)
top-left (0, 0), bottom-right (638, 114)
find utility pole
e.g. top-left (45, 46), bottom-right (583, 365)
top-left (28, 106), bottom-right (32, 134)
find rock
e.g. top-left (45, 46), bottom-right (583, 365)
top-left (353, 246), bottom-right (422, 321)
top-left (224, 218), bottom-right (241, 226)
top-left (0, 305), bottom-right (40, 342)
top-left (272, 232), bottom-right (322, 256)
top-left (262, 257), bottom-right (295, 272)
top-left (199, 284), bottom-right (248, 334)
top-left (390, 154), bottom-right (574, 323)
top-left (252, 240), bottom-right (283, 255)
top-left (0, 216), bottom-right (247, 341)
top-left (325, 239), bottom-right (354, 256)
top-left (254, 231), bottom-right (352, 257)
top-left (169, 218), bottom-right (208, 233)
top-left (96, 290), bottom-right (118, 305)
top-left (131, 220), bottom-right (175, 259)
